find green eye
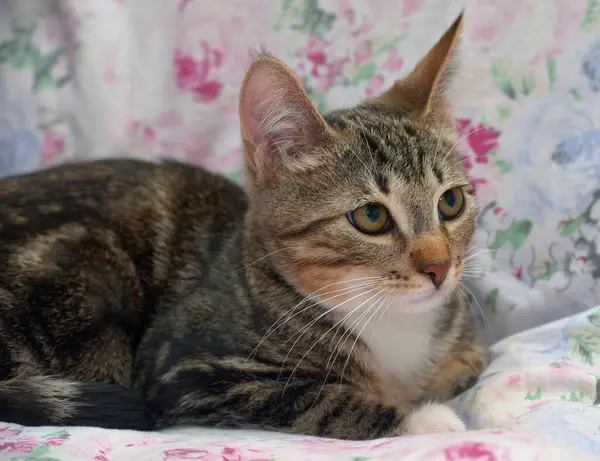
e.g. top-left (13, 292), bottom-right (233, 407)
top-left (347, 203), bottom-right (392, 235)
top-left (438, 187), bottom-right (465, 221)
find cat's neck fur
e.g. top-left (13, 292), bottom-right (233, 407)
top-left (241, 226), bottom-right (445, 385)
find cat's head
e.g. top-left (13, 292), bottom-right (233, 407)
top-left (240, 15), bottom-right (476, 315)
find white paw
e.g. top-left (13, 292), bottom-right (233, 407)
top-left (404, 403), bottom-right (466, 435)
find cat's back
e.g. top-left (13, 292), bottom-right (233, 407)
top-left (0, 159), bottom-right (248, 273)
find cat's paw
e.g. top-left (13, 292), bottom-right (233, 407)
top-left (403, 403), bottom-right (466, 435)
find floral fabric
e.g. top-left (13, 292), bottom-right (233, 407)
top-left (3, 0), bottom-right (600, 459)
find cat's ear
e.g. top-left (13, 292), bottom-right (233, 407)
top-left (239, 53), bottom-right (332, 184)
top-left (375, 13), bottom-right (464, 126)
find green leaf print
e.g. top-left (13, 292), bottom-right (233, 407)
top-left (496, 106), bottom-right (511, 119)
top-left (41, 429), bottom-right (69, 440)
top-left (521, 73), bottom-right (536, 96)
top-left (34, 48), bottom-right (66, 91)
top-left (561, 391), bottom-right (586, 403)
top-left (349, 62), bottom-right (376, 86)
top-left (373, 34), bottom-right (407, 55)
top-left (492, 66), bottom-right (539, 99)
top-left (485, 288), bottom-right (499, 313)
top-left (525, 386), bottom-right (542, 400)
top-left (0, 16), bottom-right (71, 91)
top-left (351, 458), bottom-right (371, 461)
top-left (10, 445), bottom-right (62, 461)
top-left (546, 56), bottom-right (557, 89)
top-left (559, 216), bottom-right (581, 237)
top-left (491, 219), bottom-right (533, 252)
top-left (491, 65), bottom-right (517, 100)
top-left (495, 160), bottom-right (512, 175)
top-left (277, 0), bottom-right (335, 38)
top-left (588, 308), bottom-right (600, 328)
top-left (568, 332), bottom-right (600, 366)
top-left (582, 0), bottom-right (600, 29)
top-left (570, 88), bottom-right (583, 101)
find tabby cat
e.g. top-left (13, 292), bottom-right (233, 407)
top-left (0, 14), bottom-right (485, 439)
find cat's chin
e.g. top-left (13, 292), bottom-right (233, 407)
top-left (396, 288), bottom-right (447, 314)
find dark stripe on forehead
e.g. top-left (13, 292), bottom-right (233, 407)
top-left (433, 165), bottom-right (444, 184)
top-left (413, 144), bottom-right (425, 173)
top-left (360, 132), bottom-right (390, 193)
top-left (361, 131), bottom-right (387, 163)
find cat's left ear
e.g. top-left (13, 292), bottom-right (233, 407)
top-left (374, 13), bottom-right (464, 126)
top-left (239, 53), bottom-right (334, 185)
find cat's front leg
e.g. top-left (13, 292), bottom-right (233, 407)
top-left (149, 365), bottom-right (465, 439)
top-left (424, 344), bottom-right (486, 400)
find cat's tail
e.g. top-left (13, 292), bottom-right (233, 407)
top-left (0, 375), bottom-right (153, 430)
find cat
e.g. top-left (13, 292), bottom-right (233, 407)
top-left (0, 14), bottom-right (485, 440)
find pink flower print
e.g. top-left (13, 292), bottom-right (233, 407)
top-left (384, 48), bottom-right (404, 72)
top-left (164, 448), bottom-right (211, 459)
top-left (164, 446), bottom-right (270, 460)
top-left (126, 121), bottom-right (156, 144)
top-left (513, 266), bottom-right (524, 280)
top-left (44, 437), bottom-right (68, 447)
top-left (40, 128), bottom-right (65, 162)
top-left (456, 118), bottom-right (471, 134)
top-left (468, 126), bottom-right (500, 164)
top-left (493, 207), bottom-right (509, 220)
top-left (353, 40), bottom-right (372, 67)
top-left (444, 442), bottom-right (500, 461)
top-left (456, 118), bottom-right (501, 164)
top-left (365, 74), bottom-right (385, 97)
top-left (507, 373), bottom-right (521, 387)
top-left (174, 42), bottom-right (224, 103)
top-left (125, 110), bottom-right (184, 156)
top-left (553, 0), bottom-right (588, 45)
top-left (0, 438), bottom-right (39, 452)
top-left (299, 38), bottom-right (345, 92)
top-left (469, 177), bottom-right (487, 195)
top-left (402, 0), bottom-right (425, 16)
top-left (0, 426), bottom-right (22, 438)
top-left (469, 1), bottom-right (533, 43)
top-left (527, 400), bottom-right (548, 411)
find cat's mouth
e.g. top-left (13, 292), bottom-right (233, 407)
top-left (403, 288), bottom-right (437, 302)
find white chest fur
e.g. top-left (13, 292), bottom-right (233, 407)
top-left (360, 308), bottom-right (438, 380)
top-left (334, 293), bottom-right (441, 382)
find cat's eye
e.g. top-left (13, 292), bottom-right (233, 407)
top-left (438, 187), bottom-right (465, 221)
top-left (347, 203), bottom-right (392, 235)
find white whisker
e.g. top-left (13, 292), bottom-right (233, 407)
top-left (433, 109), bottom-right (450, 164)
top-left (279, 287), bottom-right (383, 382)
top-left (459, 282), bottom-right (485, 325)
top-left (443, 123), bottom-right (499, 164)
top-left (339, 291), bottom-right (389, 389)
top-left (246, 277), bottom-right (383, 361)
top-left (229, 246), bottom-right (297, 274)
top-left (281, 288), bottom-right (385, 394)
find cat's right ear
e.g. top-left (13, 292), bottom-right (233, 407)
top-left (374, 13), bottom-right (464, 127)
top-left (239, 53), bottom-right (333, 185)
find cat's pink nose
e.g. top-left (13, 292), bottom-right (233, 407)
top-left (420, 262), bottom-right (450, 289)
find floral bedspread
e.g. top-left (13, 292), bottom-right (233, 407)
top-left (3, 0), bottom-right (600, 459)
